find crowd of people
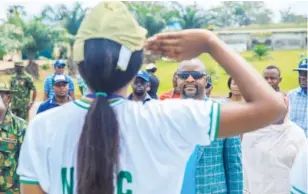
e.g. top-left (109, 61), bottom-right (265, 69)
top-left (0, 2), bottom-right (306, 194)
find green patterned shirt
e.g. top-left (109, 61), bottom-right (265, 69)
top-left (10, 72), bottom-right (36, 110)
top-left (0, 110), bottom-right (27, 192)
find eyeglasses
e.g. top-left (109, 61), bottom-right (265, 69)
top-left (56, 66), bottom-right (65, 69)
top-left (177, 71), bottom-right (206, 80)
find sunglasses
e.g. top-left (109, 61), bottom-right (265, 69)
top-left (177, 71), bottom-right (206, 80)
top-left (56, 66), bottom-right (65, 69)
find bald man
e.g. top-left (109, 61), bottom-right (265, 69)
top-left (179, 59), bottom-right (243, 194)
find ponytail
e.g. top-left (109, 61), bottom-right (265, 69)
top-left (77, 95), bottom-right (119, 194)
top-left (76, 38), bottom-right (143, 194)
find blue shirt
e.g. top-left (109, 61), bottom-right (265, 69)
top-left (37, 96), bottom-right (72, 114)
top-left (44, 73), bottom-right (75, 99)
top-left (288, 87), bottom-right (307, 136)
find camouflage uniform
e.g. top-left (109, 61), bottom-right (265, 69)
top-left (0, 111), bottom-right (26, 194)
top-left (10, 73), bottom-right (35, 120)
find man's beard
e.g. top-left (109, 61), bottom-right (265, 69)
top-left (134, 90), bottom-right (146, 97)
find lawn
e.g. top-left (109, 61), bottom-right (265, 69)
top-left (0, 49), bottom-right (306, 100)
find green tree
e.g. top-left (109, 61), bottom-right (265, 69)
top-left (171, 2), bottom-right (210, 29)
top-left (280, 7), bottom-right (307, 23)
top-left (253, 44), bottom-right (270, 60)
top-left (22, 18), bottom-right (64, 79)
top-left (126, 2), bottom-right (166, 37)
top-left (0, 23), bottom-right (24, 59)
top-left (41, 2), bottom-right (88, 75)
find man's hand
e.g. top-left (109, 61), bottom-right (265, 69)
top-left (145, 29), bottom-right (214, 61)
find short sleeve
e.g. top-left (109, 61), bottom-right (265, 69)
top-left (152, 99), bottom-right (220, 148)
top-left (17, 117), bottom-right (50, 192)
top-left (290, 141), bottom-right (307, 194)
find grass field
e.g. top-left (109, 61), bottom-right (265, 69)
top-left (0, 49), bottom-right (306, 100)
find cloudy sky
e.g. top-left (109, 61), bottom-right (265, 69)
top-left (0, 0), bottom-right (307, 22)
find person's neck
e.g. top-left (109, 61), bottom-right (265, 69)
top-left (230, 95), bottom-right (243, 102)
top-left (132, 93), bottom-right (146, 101)
top-left (55, 96), bottom-right (69, 105)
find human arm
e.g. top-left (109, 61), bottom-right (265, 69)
top-left (20, 184), bottom-right (45, 194)
top-left (68, 77), bottom-right (76, 100)
top-left (223, 137), bottom-right (243, 194)
top-left (28, 78), bottom-right (37, 110)
top-left (146, 29), bottom-right (287, 137)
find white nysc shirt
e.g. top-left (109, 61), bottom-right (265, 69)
top-left (17, 98), bottom-right (220, 194)
top-left (242, 121), bottom-right (306, 194)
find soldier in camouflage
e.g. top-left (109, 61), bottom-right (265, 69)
top-left (0, 83), bottom-right (27, 194)
top-left (9, 62), bottom-right (37, 121)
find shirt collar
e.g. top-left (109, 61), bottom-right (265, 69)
top-left (50, 96), bottom-right (72, 105)
top-left (296, 87), bottom-right (307, 96)
top-left (0, 110), bottom-right (13, 131)
top-left (128, 93), bottom-right (152, 103)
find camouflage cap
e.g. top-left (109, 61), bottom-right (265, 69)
top-left (73, 2), bottom-right (147, 70)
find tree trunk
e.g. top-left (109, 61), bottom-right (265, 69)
top-left (67, 43), bottom-right (77, 77)
top-left (25, 52), bottom-right (39, 80)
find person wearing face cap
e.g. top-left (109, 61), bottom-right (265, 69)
top-left (37, 75), bottom-right (72, 114)
top-left (43, 60), bottom-right (75, 101)
top-left (287, 58), bottom-right (307, 136)
top-left (17, 2), bottom-right (286, 194)
top-left (128, 70), bottom-right (152, 104)
top-left (0, 83), bottom-right (27, 194)
top-left (145, 63), bottom-right (159, 99)
top-left (9, 61), bottom-right (37, 121)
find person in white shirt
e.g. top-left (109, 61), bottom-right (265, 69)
top-left (242, 93), bottom-right (306, 194)
top-left (290, 140), bottom-right (307, 194)
top-left (17, 2), bottom-right (287, 194)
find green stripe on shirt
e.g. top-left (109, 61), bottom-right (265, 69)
top-left (209, 102), bottom-right (220, 141)
top-left (20, 180), bottom-right (40, 185)
top-left (291, 186), bottom-right (306, 194)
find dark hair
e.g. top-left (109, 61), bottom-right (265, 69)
top-left (227, 77), bottom-right (232, 98)
top-left (265, 65), bottom-right (281, 76)
top-left (77, 39), bottom-right (143, 194)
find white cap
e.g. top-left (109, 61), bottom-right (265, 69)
top-left (145, 63), bottom-right (156, 70)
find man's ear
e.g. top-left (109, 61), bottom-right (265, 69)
top-left (146, 84), bottom-right (151, 92)
top-left (279, 77), bottom-right (282, 83)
